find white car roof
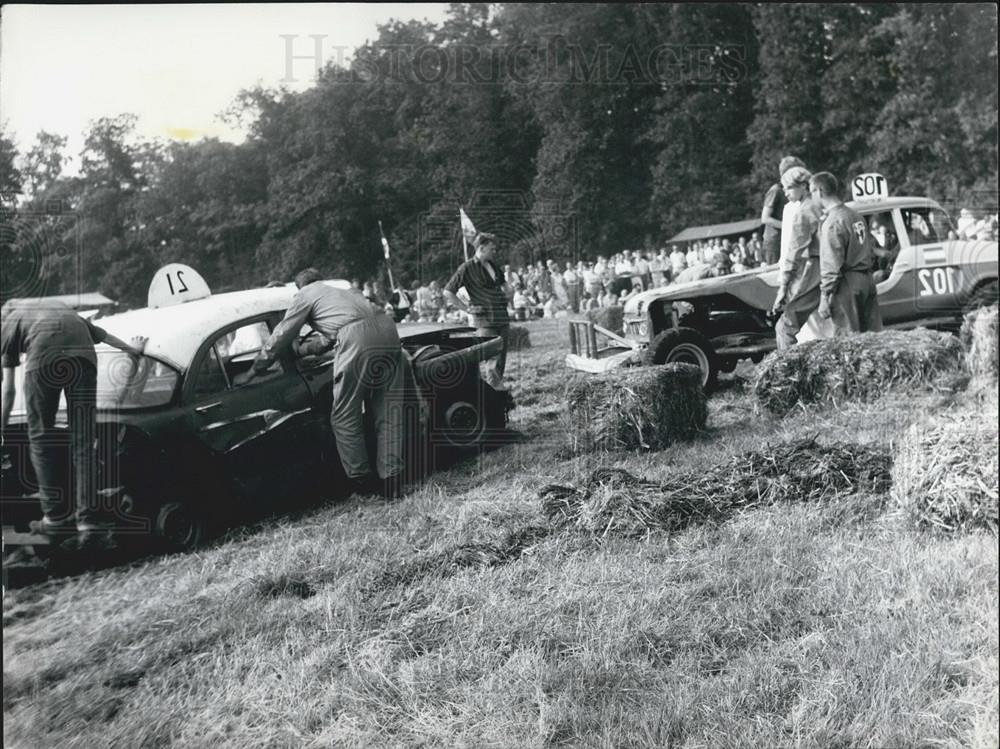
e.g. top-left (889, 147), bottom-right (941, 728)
top-left (846, 196), bottom-right (943, 214)
top-left (96, 281), bottom-right (349, 371)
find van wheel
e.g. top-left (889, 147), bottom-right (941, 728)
top-left (644, 327), bottom-right (718, 391)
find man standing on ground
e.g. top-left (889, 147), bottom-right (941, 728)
top-left (443, 232), bottom-right (511, 390)
top-left (771, 165), bottom-right (823, 349)
top-left (239, 268), bottom-right (410, 498)
top-left (810, 172), bottom-right (883, 335)
top-left (1, 299), bottom-right (147, 548)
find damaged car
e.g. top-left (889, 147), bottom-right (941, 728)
top-left (2, 268), bottom-right (510, 551)
top-left (568, 189), bottom-right (998, 389)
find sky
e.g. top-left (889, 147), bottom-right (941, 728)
top-left (0, 3), bottom-right (452, 169)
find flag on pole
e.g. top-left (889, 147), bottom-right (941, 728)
top-left (459, 208), bottom-right (477, 261)
top-left (378, 220), bottom-right (391, 259)
top-left (378, 220), bottom-right (396, 291)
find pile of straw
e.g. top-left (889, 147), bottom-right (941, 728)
top-left (540, 438), bottom-right (892, 537)
top-left (507, 325), bottom-right (532, 351)
top-left (587, 306), bottom-right (624, 335)
top-left (754, 329), bottom-right (965, 416)
top-left (564, 364), bottom-right (706, 453)
top-left (893, 393), bottom-right (999, 533)
top-left (960, 303), bottom-right (998, 382)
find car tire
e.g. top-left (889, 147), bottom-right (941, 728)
top-left (964, 279), bottom-right (999, 313)
top-left (431, 381), bottom-right (506, 448)
top-left (644, 326), bottom-right (718, 391)
top-left (154, 502), bottom-right (207, 552)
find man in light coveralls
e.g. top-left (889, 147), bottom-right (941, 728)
top-left (242, 268), bottom-right (409, 498)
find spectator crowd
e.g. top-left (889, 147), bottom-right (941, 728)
top-left (364, 207), bottom-right (998, 324)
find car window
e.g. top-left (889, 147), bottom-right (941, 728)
top-left (192, 344), bottom-right (230, 397)
top-left (867, 211), bottom-right (900, 253)
top-left (96, 352), bottom-right (180, 409)
top-left (192, 322), bottom-right (281, 398)
top-left (900, 206), bottom-right (951, 245)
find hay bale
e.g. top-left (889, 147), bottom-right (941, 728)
top-left (960, 303), bottom-right (998, 381)
top-left (540, 438), bottom-right (892, 537)
top-left (754, 329), bottom-right (965, 416)
top-left (507, 325), bottom-right (531, 351)
top-left (893, 394), bottom-right (999, 533)
top-left (586, 306), bottom-right (624, 335)
top-left (564, 363), bottom-right (706, 453)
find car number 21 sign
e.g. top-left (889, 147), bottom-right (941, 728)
top-left (852, 173), bottom-right (889, 202)
top-left (148, 263), bottom-right (212, 308)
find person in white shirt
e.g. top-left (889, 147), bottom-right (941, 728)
top-left (671, 245), bottom-right (688, 277)
top-left (686, 245), bottom-right (699, 267)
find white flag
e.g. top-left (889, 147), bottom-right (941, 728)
top-left (378, 220), bottom-right (391, 259)
top-left (460, 208), bottom-right (478, 244)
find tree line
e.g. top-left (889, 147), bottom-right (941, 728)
top-left (2, 3), bottom-right (996, 308)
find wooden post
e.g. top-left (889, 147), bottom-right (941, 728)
top-left (587, 323), bottom-right (598, 358)
top-left (568, 321), bottom-right (578, 355)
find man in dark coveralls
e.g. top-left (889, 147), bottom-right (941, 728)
top-left (809, 172), bottom-right (883, 335)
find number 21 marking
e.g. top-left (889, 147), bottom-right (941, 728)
top-left (166, 270), bottom-right (190, 295)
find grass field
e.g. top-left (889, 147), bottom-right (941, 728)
top-left (4, 319), bottom-right (998, 748)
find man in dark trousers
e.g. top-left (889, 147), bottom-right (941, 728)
top-left (443, 232), bottom-right (510, 390)
top-left (1, 299), bottom-right (146, 547)
top-left (239, 268), bottom-right (410, 498)
top-left (771, 165), bottom-right (823, 350)
top-left (760, 155), bottom-right (807, 265)
top-left (810, 172), bottom-right (884, 335)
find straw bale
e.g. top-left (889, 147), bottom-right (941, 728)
top-left (960, 303), bottom-right (998, 382)
top-left (893, 393), bottom-right (999, 533)
top-left (587, 306), bottom-right (624, 335)
top-left (540, 438), bottom-right (892, 537)
top-left (564, 363), bottom-right (706, 453)
top-left (754, 329), bottom-right (965, 416)
top-left (507, 325), bottom-right (532, 351)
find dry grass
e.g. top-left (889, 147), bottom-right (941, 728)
top-left (564, 364), bottom-right (706, 453)
top-left (894, 390), bottom-right (999, 533)
top-left (961, 303), bottom-right (999, 382)
top-left (540, 439), bottom-right (892, 537)
top-left (754, 328), bottom-right (967, 416)
top-left (3, 318), bottom-right (997, 749)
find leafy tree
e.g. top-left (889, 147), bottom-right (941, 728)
top-left (0, 131), bottom-right (23, 200)
top-left (20, 131), bottom-right (70, 199)
top-left (869, 4), bottom-right (998, 203)
top-left (747, 4), bottom-right (832, 193)
top-left (648, 3), bottom-right (759, 236)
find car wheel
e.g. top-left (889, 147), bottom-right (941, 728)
top-left (964, 280), bottom-right (999, 313)
top-left (432, 382), bottom-right (506, 448)
top-left (154, 502), bottom-right (207, 552)
top-left (644, 327), bottom-right (718, 390)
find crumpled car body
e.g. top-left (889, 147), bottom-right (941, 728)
top-left (1, 285), bottom-right (510, 550)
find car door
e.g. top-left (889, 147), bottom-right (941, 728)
top-left (184, 315), bottom-right (323, 506)
top-left (899, 205), bottom-right (962, 316)
top-left (871, 208), bottom-right (918, 324)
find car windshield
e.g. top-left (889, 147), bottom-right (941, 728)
top-left (95, 350), bottom-right (180, 409)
